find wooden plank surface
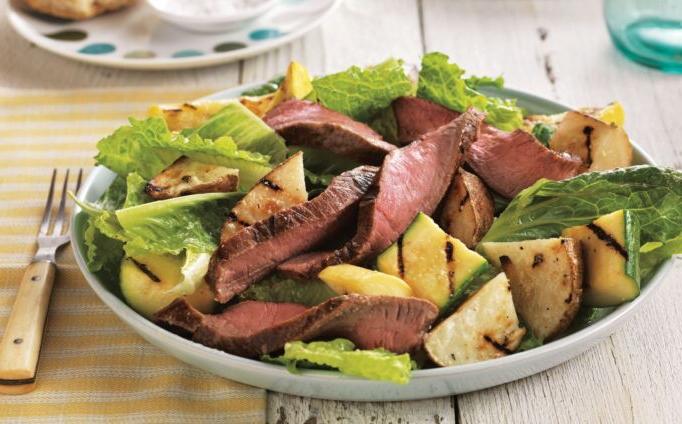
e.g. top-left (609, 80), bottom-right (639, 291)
top-left (1, 0), bottom-right (681, 422)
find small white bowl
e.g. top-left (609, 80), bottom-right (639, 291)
top-left (147, 0), bottom-right (279, 33)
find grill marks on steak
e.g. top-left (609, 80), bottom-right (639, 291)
top-left (391, 96), bottom-right (583, 198)
top-left (207, 166), bottom-right (378, 303)
top-left (154, 295), bottom-right (438, 358)
top-left (278, 109), bottom-right (485, 279)
top-left (264, 99), bottom-right (396, 165)
top-left (467, 126), bottom-right (582, 198)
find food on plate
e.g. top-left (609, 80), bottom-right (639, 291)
top-left (220, 151), bottom-right (307, 242)
top-left (318, 264), bottom-right (413, 298)
top-left (479, 238), bottom-right (583, 341)
top-left (549, 111), bottom-right (633, 171)
top-left (155, 294), bottom-right (438, 357)
top-left (120, 253), bottom-right (215, 318)
top-left (563, 210), bottom-right (640, 306)
top-left (240, 61), bottom-right (314, 117)
top-left (377, 213), bottom-right (489, 309)
top-left (439, 168), bottom-right (494, 248)
top-left (424, 273), bottom-right (525, 366)
top-left (264, 99), bottom-right (397, 165)
top-left (276, 109), bottom-right (484, 280)
top-left (208, 166), bottom-right (378, 303)
top-left (467, 126), bottom-right (583, 198)
top-left (145, 156), bottom-right (239, 200)
top-left (78, 53), bottom-right (682, 384)
top-left (24, 0), bottom-right (134, 20)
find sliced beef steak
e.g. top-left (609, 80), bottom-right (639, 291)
top-left (467, 126), bottom-right (582, 198)
top-left (278, 109), bottom-right (485, 279)
top-left (264, 99), bottom-right (396, 165)
top-left (207, 165), bottom-right (378, 303)
top-left (392, 96), bottom-right (459, 145)
top-left (154, 295), bottom-right (438, 357)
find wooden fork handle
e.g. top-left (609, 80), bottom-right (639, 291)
top-left (0, 261), bottom-right (55, 394)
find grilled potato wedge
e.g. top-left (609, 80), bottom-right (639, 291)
top-left (148, 101), bottom-right (231, 131)
top-left (145, 156), bottom-right (239, 200)
top-left (425, 273), bottom-right (525, 366)
top-left (439, 168), bottom-right (494, 248)
top-left (221, 151), bottom-right (307, 243)
top-left (319, 264), bottom-right (413, 298)
top-left (479, 238), bottom-right (583, 341)
top-left (549, 111), bottom-right (632, 171)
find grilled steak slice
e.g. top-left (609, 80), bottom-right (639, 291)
top-left (392, 96), bottom-right (459, 145)
top-left (264, 99), bottom-right (397, 165)
top-left (207, 166), bottom-right (378, 303)
top-left (467, 126), bottom-right (582, 198)
top-left (278, 109), bottom-right (485, 279)
top-left (155, 295), bottom-right (438, 357)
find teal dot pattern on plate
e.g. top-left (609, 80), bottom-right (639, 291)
top-left (214, 42), bottom-right (247, 53)
top-left (249, 29), bottom-right (283, 41)
top-left (79, 43), bottom-right (115, 55)
top-left (44, 29), bottom-right (87, 41)
top-left (173, 49), bottom-right (204, 58)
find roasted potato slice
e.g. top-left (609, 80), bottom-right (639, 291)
top-left (479, 238), bottom-right (583, 341)
top-left (424, 273), bottom-right (525, 366)
top-left (439, 168), bottom-right (494, 248)
top-left (221, 151), bottom-right (307, 243)
top-left (549, 111), bottom-right (632, 171)
top-left (148, 101), bottom-right (231, 132)
top-left (145, 157), bottom-right (239, 200)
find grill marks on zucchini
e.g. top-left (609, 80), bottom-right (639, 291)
top-left (397, 234), bottom-right (406, 278)
top-left (259, 178), bottom-right (282, 191)
top-left (586, 223), bottom-right (629, 259)
top-left (130, 259), bottom-right (161, 283)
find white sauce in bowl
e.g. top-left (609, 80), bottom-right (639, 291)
top-left (152, 0), bottom-right (272, 17)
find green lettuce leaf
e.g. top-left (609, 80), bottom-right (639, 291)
top-left (465, 74), bottom-right (505, 90)
top-left (241, 75), bottom-right (284, 96)
top-left (265, 339), bottom-right (413, 384)
top-left (368, 105), bottom-right (400, 144)
top-left (193, 101), bottom-right (287, 164)
top-left (240, 274), bottom-right (336, 307)
top-left (123, 173), bottom-right (151, 208)
top-left (482, 166), bottom-right (682, 245)
top-left (83, 216), bottom-right (124, 275)
top-left (115, 192), bottom-right (243, 257)
top-left (312, 59), bottom-right (414, 122)
top-left (95, 117), bottom-right (272, 190)
top-left (417, 52), bottom-right (523, 131)
top-left (531, 122), bottom-right (555, 147)
top-left (167, 250), bottom-right (212, 297)
top-left (640, 235), bottom-right (682, 282)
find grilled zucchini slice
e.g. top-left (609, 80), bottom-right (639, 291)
top-left (549, 111), bottom-right (632, 171)
top-left (479, 238), bottom-right (583, 341)
top-left (221, 151), bottom-right (307, 243)
top-left (439, 168), bottom-right (494, 248)
top-left (424, 273), bottom-right (525, 366)
top-left (319, 264), bottom-right (413, 298)
top-left (145, 156), bottom-right (239, 200)
top-left (148, 101), bottom-right (231, 131)
top-left (562, 210), bottom-right (640, 306)
top-left (120, 254), bottom-right (215, 318)
top-left (376, 213), bottom-right (489, 309)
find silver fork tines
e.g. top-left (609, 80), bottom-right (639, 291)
top-left (34, 168), bottom-right (83, 263)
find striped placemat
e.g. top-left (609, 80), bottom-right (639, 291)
top-left (0, 88), bottom-right (266, 423)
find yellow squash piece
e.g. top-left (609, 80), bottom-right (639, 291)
top-left (319, 264), bottom-right (413, 298)
top-left (148, 101), bottom-right (231, 131)
top-left (240, 60), bottom-right (313, 117)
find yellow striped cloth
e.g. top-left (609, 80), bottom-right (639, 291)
top-left (0, 88), bottom-right (266, 423)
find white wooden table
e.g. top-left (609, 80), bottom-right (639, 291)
top-left (2, 0), bottom-right (681, 422)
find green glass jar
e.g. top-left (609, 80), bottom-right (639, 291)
top-left (605, 0), bottom-right (682, 73)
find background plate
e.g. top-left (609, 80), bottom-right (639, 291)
top-left (7, 0), bottom-right (341, 70)
top-left (70, 83), bottom-right (673, 401)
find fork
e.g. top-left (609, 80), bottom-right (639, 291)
top-left (0, 169), bottom-right (82, 395)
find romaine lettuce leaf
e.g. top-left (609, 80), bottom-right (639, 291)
top-left (115, 192), bottom-right (243, 257)
top-left (123, 172), bottom-right (151, 208)
top-left (465, 74), bottom-right (505, 90)
top-left (417, 52), bottom-right (523, 131)
top-left (193, 101), bottom-right (287, 164)
top-left (312, 59), bottom-right (414, 122)
top-left (167, 250), bottom-right (212, 297)
top-left (265, 339), bottom-right (413, 384)
top-left (240, 274), bottom-right (336, 306)
top-left (83, 216), bottom-right (124, 275)
top-left (95, 117), bottom-right (272, 190)
top-left (482, 166), bottom-right (682, 282)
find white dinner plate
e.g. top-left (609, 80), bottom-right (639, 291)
top-left (7, 0), bottom-right (341, 70)
top-left (70, 83), bottom-right (674, 401)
